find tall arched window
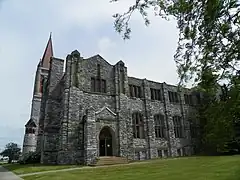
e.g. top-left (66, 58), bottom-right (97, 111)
top-left (154, 114), bottom-right (165, 138)
top-left (132, 112), bottom-right (144, 139)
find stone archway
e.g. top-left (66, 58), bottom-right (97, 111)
top-left (99, 126), bottom-right (114, 156)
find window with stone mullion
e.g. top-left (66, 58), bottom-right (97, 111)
top-left (139, 113), bottom-right (144, 139)
top-left (190, 122), bottom-right (198, 138)
top-left (132, 112), bottom-right (144, 139)
top-left (129, 85), bottom-right (133, 97)
top-left (154, 114), bottom-right (165, 138)
top-left (91, 78), bottom-right (95, 92)
top-left (174, 92), bottom-right (179, 103)
top-left (184, 94), bottom-right (193, 105)
top-left (173, 116), bottom-right (183, 138)
top-left (169, 91), bottom-right (180, 103)
top-left (150, 88), bottom-right (154, 100)
top-left (96, 78), bottom-right (101, 92)
top-left (129, 85), bottom-right (142, 98)
top-left (101, 79), bottom-right (106, 93)
top-left (132, 85), bottom-right (135, 97)
top-left (134, 86), bottom-right (138, 98)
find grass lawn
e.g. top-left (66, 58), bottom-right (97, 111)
top-left (2, 163), bottom-right (79, 175)
top-left (22, 155), bottom-right (240, 180)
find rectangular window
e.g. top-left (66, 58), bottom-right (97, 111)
top-left (163, 149), bottom-right (168, 157)
top-left (40, 75), bottom-right (45, 93)
top-left (129, 85), bottom-right (133, 97)
top-left (168, 91), bottom-right (180, 103)
top-left (182, 148), bottom-right (186, 156)
top-left (190, 122), bottom-right (198, 138)
top-left (91, 78), bottom-right (95, 92)
top-left (91, 77), bottom-right (107, 93)
top-left (96, 79), bottom-right (100, 92)
top-left (196, 93), bottom-right (201, 104)
top-left (151, 88), bottom-right (154, 100)
top-left (154, 114), bottom-right (165, 138)
top-left (184, 94), bottom-right (193, 105)
top-left (120, 69), bottom-right (125, 94)
top-left (132, 112), bottom-right (144, 139)
top-left (173, 116), bottom-right (183, 138)
top-left (101, 79), bottom-right (106, 93)
top-left (129, 84), bottom-right (142, 98)
top-left (134, 86), bottom-right (138, 98)
top-left (157, 150), bottom-right (162, 158)
top-left (177, 149), bottom-right (181, 156)
top-left (137, 86), bottom-right (141, 98)
top-left (150, 88), bottom-right (163, 101)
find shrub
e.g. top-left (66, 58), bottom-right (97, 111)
top-left (18, 152), bottom-right (41, 164)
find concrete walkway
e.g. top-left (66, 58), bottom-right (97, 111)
top-left (0, 166), bottom-right (23, 180)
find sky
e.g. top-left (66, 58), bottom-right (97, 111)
top-left (0, 0), bottom-right (179, 151)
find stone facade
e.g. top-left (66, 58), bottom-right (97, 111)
top-left (23, 47), bottom-right (200, 164)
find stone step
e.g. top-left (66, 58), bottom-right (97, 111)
top-left (95, 156), bottom-right (129, 166)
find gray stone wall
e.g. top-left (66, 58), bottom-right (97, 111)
top-left (37, 50), bottom-right (199, 165)
top-left (41, 58), bottom-right (64, 164)
top-left (22, 134), bottom-right (37, 153)
top-left (77, 54), bottom-right (115, 94)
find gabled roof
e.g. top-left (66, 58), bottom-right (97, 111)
top-left (41, 33), bottom-right (54, 69)
top-left (85, 54), bottom-right (113, 66)
top-left (25, 118), bottom-right (37, 128)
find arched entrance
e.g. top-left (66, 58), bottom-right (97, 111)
top-left (99, 127), bottom-right (113, 156)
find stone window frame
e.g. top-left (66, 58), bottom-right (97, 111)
top-left (40, 75), bottom-right (47, 94)
top-left (173, 115), bottom-right (184, 138)
top-left (129, 84), bottom-right (142, 98)
top-left (177, 149), bottom-right (182, 156)
top-left (91, 78), bottom-right (107, 93)
top-left (184, 94), bottom-right (193, 105)
top-left (163, 149), bottom-right (168, 157)
top-left (157, 149), bottom-right (163, 158)
top-left (190, 120), bottom-right (199, 138)
top-left (132, 112), bottom-right (145, 139)
top-left (157, 149), bottom-right (168, 158)
top-left (168, 91), bottom-right (180, 103)
top-left (90, 63), bottom-right (107, 93)
top-left (150, 88), bottom-right (163, 101)
top-left (154, 114), bottom-right (166, 138)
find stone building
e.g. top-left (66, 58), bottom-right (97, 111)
top-left (22, 36), bottom-right (200, 165)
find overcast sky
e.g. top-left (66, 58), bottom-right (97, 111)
top-left (0, 0), bottom-right (178, 151)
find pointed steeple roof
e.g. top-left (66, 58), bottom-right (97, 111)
top-left (41, 33), bottom-right (54, 69)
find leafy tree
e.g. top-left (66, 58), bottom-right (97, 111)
top-left (112, 0), bottom-right (240, 85)
top-left (0, 142), bottom-right (21, 163)
top-left (192, 69), bottom-right (240, 154)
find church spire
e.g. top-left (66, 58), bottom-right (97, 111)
top-left (41, 33), bottom-right (54, 69)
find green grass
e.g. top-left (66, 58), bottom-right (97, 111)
top-left (2, 163), bottom-right (79, 175)
top-left (22, 155), bottom-right (240, 180)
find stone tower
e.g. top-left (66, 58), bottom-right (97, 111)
top-left (22, 34), bottom-right (54, 154)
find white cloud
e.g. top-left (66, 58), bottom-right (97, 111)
top-left (97, 37), bottom-right (118, 62)
top-left (98, 37), bottom-right (116, 52)
top-left (54, 0), bottom-right (135, 27)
